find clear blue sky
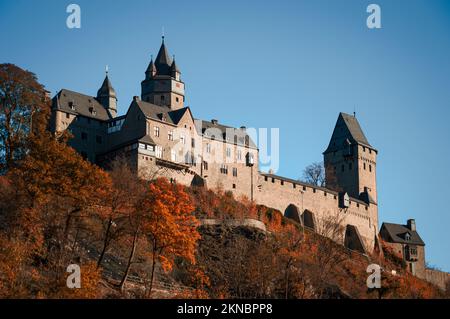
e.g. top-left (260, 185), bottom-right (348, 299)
top-left (1, 0), bottom-right (449, 272)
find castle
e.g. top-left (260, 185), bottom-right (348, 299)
top-left (51, 38), bottom-right (447, 287)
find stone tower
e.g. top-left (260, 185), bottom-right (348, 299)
top-left (323, 113), bottom-right (377, 204)
top-left (141, 37), bottom-right (185, 110)
top-left (96, 72), bottom-right (117, 118)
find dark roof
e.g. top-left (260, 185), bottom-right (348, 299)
top-left (324, 113), bottom-right (375, 154)
top-left (97, 75), bottom-right (116, 98)
top-left (145, 59), bottom-right (157, 77)
top-left (380, 222), bottom-right (425, 246)
top-left (195, 119), bottom-right (257, 149)
top-left (138, 134), bottom-right (156, 145)
top-left (170, 58), bottom-right (180, 74)
top-left (54, 89), bottom-right (111, 121)
top-left (154, 38), bottom-right (172, 75)
top-left (135, 99), bottom-right (190, 125)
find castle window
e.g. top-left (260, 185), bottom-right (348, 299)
top-left (176, 97), bottom-right (179, 103)
top-left (96, 135), bottom-right (102, 144)
top-left (226, 147), bottom-right (231, 158)
top-left (191, 138), bottom-right (195, 148)
top-left (203, 161), bottom-right (208, 171)
top-left (363, 146), bottom-right (366, 152)
top-left (293, 183), bottom-right (296, 189)
top-left (154, 126), bottom-right (160, 137)
top-left (281, 180), bottom-right (284, 186)
top-left (364, 163), bottom-right (366, 170)
top-left (161, 95), bottom-right (165, 101)
top-left (303, 186), bottom-right (306, 191)
top-left (369, 164), bottom-right (372, 172)
top-left (272, 178), bottom-right (275, 183)
top-left (232, 184), bottom-right (236, 189)
top-left (237, 150), bottom-right (242, 161)
top-left (66, 113), bottom-right (70, 119)
top-left (313, 188), bottom-right (316, 193)
top-left (168, 130), bottom-right (173, 141)
top-left (264, 176), bottom-right (268, 182)
top-left (206, 143), bottom-right (211, 153)
top-left (81, 132), bottom-right (88, 140)
top-left (369, 149), bottom-right (372, 154)
top-left (180, 135), bottom-right (185, 145)
top-left (220, 164), bottom-right (228, 174)
top-left (324, 192), bottom-right (327, 197)
top-left (171, 150), bottom-right (177, 162)
top-left (232, 167), bottom-right (238, 177)
top-left (155, 146), bottom-right (162, 158)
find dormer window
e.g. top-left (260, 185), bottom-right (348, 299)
top-left (89, 107), bottom-right (96, 116)
top-left (405, 233), bottom-right (411, 241)
top-left (68, 101), bottom-right (75, 110)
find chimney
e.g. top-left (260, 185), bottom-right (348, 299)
top-left (407, 219), bottom-right (416, 232)
top-left (211, 119), bottom-right (218, 125)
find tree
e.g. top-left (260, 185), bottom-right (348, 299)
top-left (301, 162), bottom-right (325, 187)
top-left (118, 178), bottom-right (200, 296)
top-left (142, 178), bottom-right (199, 297)
top-left (0, 64), bottom-right (48, 173)
top-left (96, 158), bottom-right (142, 269)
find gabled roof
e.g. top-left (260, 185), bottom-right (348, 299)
top-left (135, 99), bottom-right (190, 126)
top-left (324, 112), bottom-right (375, 154)
top-left (53, 89), bottom-right (111, 121)
top-left (380, 222), bottom-right (425, 246)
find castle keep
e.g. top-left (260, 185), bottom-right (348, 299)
top-left (51, 38), bottom-right (435, 282)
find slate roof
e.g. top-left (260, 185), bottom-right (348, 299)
top-left (135, 100), bottom-right (190, 125)
top-left (380, 222), bottom-right (425, 246)
top-left (324, 112), bottom-right (375, 154)
top-left (196, 119), bottom-right (257, 149)
top-left (53, 89), bottom-right (111, 121)
top-left (97, 75), bottom-right (116, 98)
top-left (154, 38), bottom-right (172, 75)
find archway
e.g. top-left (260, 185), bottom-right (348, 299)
top-left (284, 204), bottom-right (301, 224)
top-left (191, 174), bottom-right (206, 187)
top-left (302, 210), bottom-right (316, 231)
top-left (344, 225), bottom-right (366, 254)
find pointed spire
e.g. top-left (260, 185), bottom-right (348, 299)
top-left (145, 55), bottom-right (157, 79)
top-left (97, 73), bottom-right (116, 99)
top-left (154, 36), bottom-right (172, 75)
top-left (170, 55), bottom-right (181, 74)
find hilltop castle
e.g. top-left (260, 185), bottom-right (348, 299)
top-left (51, 38), bottom-right (444, 286)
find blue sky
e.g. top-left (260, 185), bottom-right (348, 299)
top-left (1, 0), bottom-right (449, 271)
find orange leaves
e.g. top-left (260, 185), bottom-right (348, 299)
top-left (143, 178), bottom-right (200, 269)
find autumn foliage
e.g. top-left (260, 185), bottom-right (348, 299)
top-left (0, 63), bottom-right (446, 299)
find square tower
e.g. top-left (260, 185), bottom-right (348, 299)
top-left (323, 113), bottom-right (377, 204)
top-left (141, 37), bottom-right (185, 110)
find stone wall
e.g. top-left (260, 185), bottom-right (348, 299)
top-left (425, 269), bottom-right (450, 291)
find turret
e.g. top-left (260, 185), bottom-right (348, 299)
top-left (96, 69), bottom-right (117, 118)
top-left (141, 37), bottom-right (185, 110)
top-left (323, 113), bottom-right (378, 203)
